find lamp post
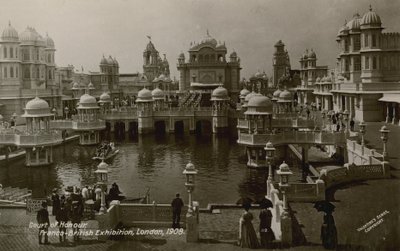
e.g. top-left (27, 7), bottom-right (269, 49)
top-left (64, 106), bottom-right (69, 119)
top-left (183, 161), bottom-right (198, 215)
top-left (359, 121), bottom-right (366, 146)
top-left (276, 161), bottom-right (293, 212)
top-left (265, 141), bottom-right (276, 198)
top-left (380, 125), bottom-right (390, 163)
top-left (95, 160), bottom-right (109, 214)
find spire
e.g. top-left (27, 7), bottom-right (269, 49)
top-left (206, 29), bottom-right (210, 36)
top-left (369, 4), bottom-right (372, 11)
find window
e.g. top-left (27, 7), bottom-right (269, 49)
top-left (10, 67), bottom-right (13, 78)
top-left (16, 67), bottom-right (18, 77)
top-left (372, 57), bottom-right (377, 69)
top-left (364, 34), bottom-right (369, 47)
top-left (48, 70), bottom-right (52, 79)
top-left (15, 48), bottom-right (17, 58)
top-left (372, 35), bottom-right (377, 47)
top-left (36, 68), bottom-right (40, 79)
top-left (24, 68), bottom-right (30, 78)
top-left (354, 37), bottom-right (361, 51)
top-left (4, 67), bottom-right (7, 78)
top-left (354, 57), bottom-right (361, 71)
top-left (10, 47), bottom-right (13, 58)
top-left (345, 59), bottom-right (349, 71)
top-left (3, 47), bottom-right (7, 58)
top-left (48, 54), bottom-right (51, 63)
top-left (344, 40), bottom-right (349, 52)
top-left (365, 56), bottom-right (369, 69)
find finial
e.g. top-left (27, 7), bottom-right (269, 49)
top-left (146, 35), bottom-right (151, 41)
top-left (8, 20), bottom-right (11, 26)
top-left (369, 4), bottom-right (372, 11)
top-left (206, 29), bottom-right (209, 36)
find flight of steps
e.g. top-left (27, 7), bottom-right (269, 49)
top-left (0, 186), bottom-right (32, 202)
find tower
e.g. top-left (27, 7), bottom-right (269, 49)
top-left (143, 39), bottom-right (160, 82)
top-left (273, 40), bottom-right (290, 88)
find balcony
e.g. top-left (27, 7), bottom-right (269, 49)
top-left (50, 120), bottom-right (106, 131)
top-left (0, 131), bottom-right (63, 147)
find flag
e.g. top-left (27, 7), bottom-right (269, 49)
top-left (146, 35), bottom-right (151, 40)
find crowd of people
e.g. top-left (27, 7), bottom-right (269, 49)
top-left (95, 142), bottom-right (115, 158)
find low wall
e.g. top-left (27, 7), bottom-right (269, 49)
top-left (346, 139), bottom-right (384, 165)
top-left (286, 182), bottom-right (325, 202)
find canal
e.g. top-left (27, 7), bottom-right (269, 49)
top-left (0, 134), bottom-right (283, 206)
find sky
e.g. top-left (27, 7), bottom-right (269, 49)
top-left (1, 0), bottom-right (399, 80)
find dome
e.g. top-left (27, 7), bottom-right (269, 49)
top-left (200, 30), bottom-right (217, 47)
top-left (45, 33), bottom-right (55, 48)
top-left (278, 90), bottom-right (292, 101)
top-left (152, 77), bottom-right (160, 83)
top-left (151, 87), bottom-right (164, 98)
top-left (302, 50), bottom-right (308, 59)
top-left (88, 82), bottom-right (95, 89)
top-left (100, 56), bottom-right (108, 65)
top-left (273, 89), bottom-right (282, 98)
top-left (230, 51), bottom-right (237, 57)
top-left (158, 74), bottom-right (166, 81)
top-left (316, 77), bottom-right (321, 82)
top-left (274, 40), bottom-right (284, 47)
top-left (179, 52), bottom-right (185, 58)
top-left (262, 72), bottom-right (268, 80)
top-left (278, 161), bottom-right (291, 172)
top-left (72, 82), bottom-right (80, 90)
top-left (240, 88), bottom-right (250, 97)
top-left (1, 22), bottom-right (19, 41)
top-left (137, 87), bottom-right (153, 102)
top-left (138, 74), bottom-right (148, 82)
top-left (245, 95), bottom-right (273, 114)
top-left (99, 92), bottom-right (111, 102)
top-left (244, 91), bottom-right (257, 102)
top-left (254, 70), bottom-right (263, 78)
top-left (308, 49), bottom-right (316, 59)
top-left (325, 77), bottom-right (332, 83)
top-left (361, 6), bottom-right (382, 27)
top-left (79, 93), bottom-right (97, 105)
top-left (164, 76), bottom-right (172, 83)
top-left (25, 97), bottom-right (49, 110)
top-left (211, 86), bottom-right (228, 100)
top-left (347, 14), bottom-right (361, 30)
top-left (216, 42), bottom-right (227, 50)
top-left (20, 26), bottom-right (39, 44)
top-left (107, 56), bottom-right (115, 65)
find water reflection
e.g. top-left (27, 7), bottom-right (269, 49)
top-left (0, 134), bottom-right (302, 206)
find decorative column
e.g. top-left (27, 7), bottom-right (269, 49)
top-left (386, 103), bottom-right (390, 123)
top-left (265, 142), bottom-right (276, 198)
top-left (95, 161), bottom-right (109, 214)
top-left (392, 103), bottom-right (396, 125)
top-left (277, 161), bottom-right (293, 247)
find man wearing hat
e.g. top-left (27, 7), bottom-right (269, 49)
top-left (36, 201), bottom-right (50, 245)
top-left (70, 188), bottom-right (84, 242)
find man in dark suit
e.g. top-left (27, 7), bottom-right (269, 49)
top-left (171, 193), bottom-right (184, 228)
top-left (36, 201), bottom-right (50, 245)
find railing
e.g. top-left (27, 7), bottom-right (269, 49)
top-left (346, 139), bottom-right (384, 165)
top-left (0, 132), bottom-right (63, 146)
top-left (50, 120), bottom-right (106, 130)
top-left (237, 131), bottom-right (346, 146)
top-left (286, 182), bottom-right (325, 202)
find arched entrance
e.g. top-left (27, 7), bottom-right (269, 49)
top-left (154, 120), bottom-right (166, 135)
top-left (128, 121), bottom-right (138, 140)
top-left (174, 120), bottom-right (184, 134)
top-left (114, 121), bottom-right (126, 141)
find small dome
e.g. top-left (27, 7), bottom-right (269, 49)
top-left (79, 93), bottom-right (97, 105)
top-left (316, 77), bottom-right (321, 82)
top-left (254, 70), bottom-right (263, 78)
top-left (179, 52), bottom-right (185, 58)
top-left (88, 82), bottom-right (95, 89)
top-left (211, 86), bottom-right (228, 99)
top-left (151, 87), bottom-right (164, 98)
top-left (361, 6), bottom-right (382, 27)
top-left (164, 76), bottom-right (172, 83)
top-left (137, 87), bottom-right (152, 101)
top-left (278, 161), bottom-right (291, 172)
top-left (45, 33), bottom-right (55, 48)
top-left (100, 56), bottom-right (108, 65)
top-left (99, 92), bottom-right (111, 102)
top-left (114, 57), bottom-right (119, 66)
top-left (274, 40), bottom-right (284, 47)
top-left (262, 72), bottom-right (268, 80)
top-left (107, 56), bottom-right (115, 65)
top-left (348, 14), bottom-right (361, 30)
top-left (200, 31), bottom-right (217, 47)
top-left (230, 51), bottom-right (237, 57)
top-left (72, 82), bottom-right (80, 90)
top-left (273, 89), bottom-right (282, 98)
top-left (244, 91), bottom-right (257, 102)
top-left (308, 49), bottom-right (316, 59)
top-left (1, 22), bottom-right (19, 41)
top-left (20, 27), bottom-right (38, 44)
top-left (216, 43), bottom-right (227, 50)
top-left (279, 90), bottom-right (292, 101)
top-left (302, 50), bottom-right (308, 59)
top-left (152, 77), bottom-right (160, 83)
top-left (139, 74), bottom-right (148, 82)
top-left (247, 96), bottom-right (272, 109)
top-left (240, 88), bottom-right (250, 97)
top-left (158, 74), bottom-right (166, 81)
top-left (325, 77), bottom-right (332, 83)
top-left (25, 97), bottom-right (49, 110)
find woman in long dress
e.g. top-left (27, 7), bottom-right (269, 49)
top-left (239, 203), bottom-right (259, 248)
top-left (321, 212), bottom-right (337, 249)
top-left (259, 207), bottom-right (275, 248)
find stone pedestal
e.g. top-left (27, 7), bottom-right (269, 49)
top-left (186, 213), bottom-right (199, 242)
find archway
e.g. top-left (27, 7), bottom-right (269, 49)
top-left (128, 121), bottom-right (138, 140)
top-left (114, 121), bottom-right (126, 141)
top-left (154, 120), bottom-right (166, 135)
top-left (174, 120), bottom-right (184, 134)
